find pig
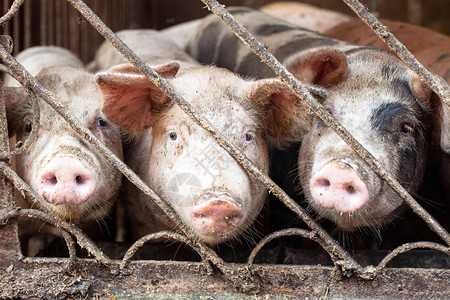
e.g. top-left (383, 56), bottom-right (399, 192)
top-left (161, 19), bottom-right (204, 49)
top-left (260, 1), bottom-right (352, 33)
top-left (94, 30), bottom-right (315, 244)
top-left (185, 7), bottom-right (443, 232)
top-left (324, 18), bottom-right (450, 206)
top-left (4, 46), bottom-right (123, 230)
top-left (4, 46), bottom-right (84, 86)
top-left (91, 29), bottom-right (198, 72)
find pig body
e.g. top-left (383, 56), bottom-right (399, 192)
top-left (161, 19), bottom-right (204, 49)
top-left (4, 46), bottom-right (84, 87)
top-left (5, 47), bottom-right (123, 228)
top-left (91, 29), bottom-right (198, 72)
top-left (185, 7), bottom-right (442, 232)
top-left (95, 30), bottom-right (313, 244)
top-left (260, 1), bottom-right (352, 33)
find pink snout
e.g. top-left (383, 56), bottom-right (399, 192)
top-left (309, 161), bottom-right (369, 213)
top-left (190, 198), bottom-right (243, 237)
top-left (36, 155), bottom-right (97, 206)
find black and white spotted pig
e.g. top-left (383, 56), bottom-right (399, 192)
top-left (185, 7), bottom-right (443, 231)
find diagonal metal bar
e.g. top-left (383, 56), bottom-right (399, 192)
top-left (66, 0), bottom-right (367, 278)
top-left (0, 0), bottom-right (24, 26)
top-left (200, 0), bottom-right (450, 248)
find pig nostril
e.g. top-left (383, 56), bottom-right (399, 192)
top-left (75, 175), bottom-right (85, 185)
top-left (46, 175), bottom-right (57, 186)
top-left (346, 185), bottom-right (356, 194)
top-left (317, 178), bottom-right (330, 187)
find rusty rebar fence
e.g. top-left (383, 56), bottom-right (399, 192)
top-left (0, 0), bottom-right (449, 298)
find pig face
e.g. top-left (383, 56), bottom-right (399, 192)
top-left (298, 52), bottom-right (435, 231)
top-left (97, 63), bottom-right (311, 244)
top-left (6, 66), bottom-right (123, 225)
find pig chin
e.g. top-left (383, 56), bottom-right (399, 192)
top-left (183, 192), bottom-right (246, 244)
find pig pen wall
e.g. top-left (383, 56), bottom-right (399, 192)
top-left (0, 0), bottom-right (449, 299)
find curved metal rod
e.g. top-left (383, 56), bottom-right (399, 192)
top-left (67, 0), bottom-right (364, 278)
top-left (342, 0), bottom-right (449, 106)
top-left (200, 0), bottom-right (450, 249)
top-left (0, 163), bottom-right (114, 266)
top-left (247, 228), bottom-right (338, 266)
top-left (61, 230), bottom-right (77, 268)
top-left (120, 231), bottom-right (217, 274)
top-left (0, 0), bottom-right (24, 26)
top-left (376, 241), bottom-right (450, 271)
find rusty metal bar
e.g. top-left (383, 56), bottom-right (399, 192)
top-left (0, 0), bottom-right (24, 26)
top-left (0, 35), bottom-right (21, 267)
top-left (66, 0), bottom-right (365, 279)
top-left (0, 258), bottom-right (449, 299)
top-left (376, 241), bottom-right (450, 270)
top-left (200, 0), bottom-right (450, 248)
top-left (342, 0), bottom-right (450, 107)
top-left (247, 229), bottom-right (334, 266)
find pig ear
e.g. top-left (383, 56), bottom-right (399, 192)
top-left (95, 65), bottom-right (176, 132)
top-left (411, 76), bottom-right (450, 153)
top-left (2, 87), bottom-right (30, 136)
top-left (285, 48), bottom-right (348, 87)
top-left (248, 78), bottom-right (313, 147)
top-left (108, 62), bottom-right (180, 78)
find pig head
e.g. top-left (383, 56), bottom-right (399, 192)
top-left (297, 52), bottom-right (437, 231)
top-left (5, 66), bottom-right (123, 225)
top-left (96, 63), bottom-right (311, 244)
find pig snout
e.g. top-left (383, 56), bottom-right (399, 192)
top-left (36, 155), bottom-right (97, 206)
top-left (309, 161), bottom-right (369, 213)
top-left (190, 197), bottom-right (243, 237)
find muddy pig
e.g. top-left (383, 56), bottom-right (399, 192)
top-left (185, 7), bottom-right (443, 232)
top-left (94, 30), bottom-right (315, 244)
top-left (4, 46), bottom-right (123, 231)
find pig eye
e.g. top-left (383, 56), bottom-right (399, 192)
top-left (399, 123), bottom-right (414, 134)
top-left (97, 118), bottom-right (108, 127)
top-left (169, 132), bottom-right (178, 141)
top-left (244, 132), bottom-right (255, 142)
top-left (25, 122), bottom-right (33, 133)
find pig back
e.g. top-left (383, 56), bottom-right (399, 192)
top-left (4, 46), bottom-right (84, 87)
top-left (185, 6), bottom-right (360, 79)
top-left (92, 29), bottom-right (199, 71)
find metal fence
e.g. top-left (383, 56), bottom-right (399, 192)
top-left (0, 0), bottom-right (449, 298)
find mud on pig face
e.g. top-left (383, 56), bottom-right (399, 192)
top-left (5, 66), bottom-right (123, 224)
top-left (298, 52), bottom-right (437, 231)
top-left (97, 63), bottom-right (312, 244)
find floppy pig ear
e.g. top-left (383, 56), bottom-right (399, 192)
top-left (108, 62), bottom-right (180, 78)
top-left (285, 48), bottom-right (348, 87)
top-left (95, 63), bottom-right (179, 132)
top-left (248, 78), bottom-right (314, 147)
top-left (411, 75), bottom-right (450, 153)
top-left (2, 86), bottom-right (30, 137)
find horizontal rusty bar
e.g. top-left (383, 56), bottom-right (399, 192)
top-left (0, 258), bottom-right (448, 299)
